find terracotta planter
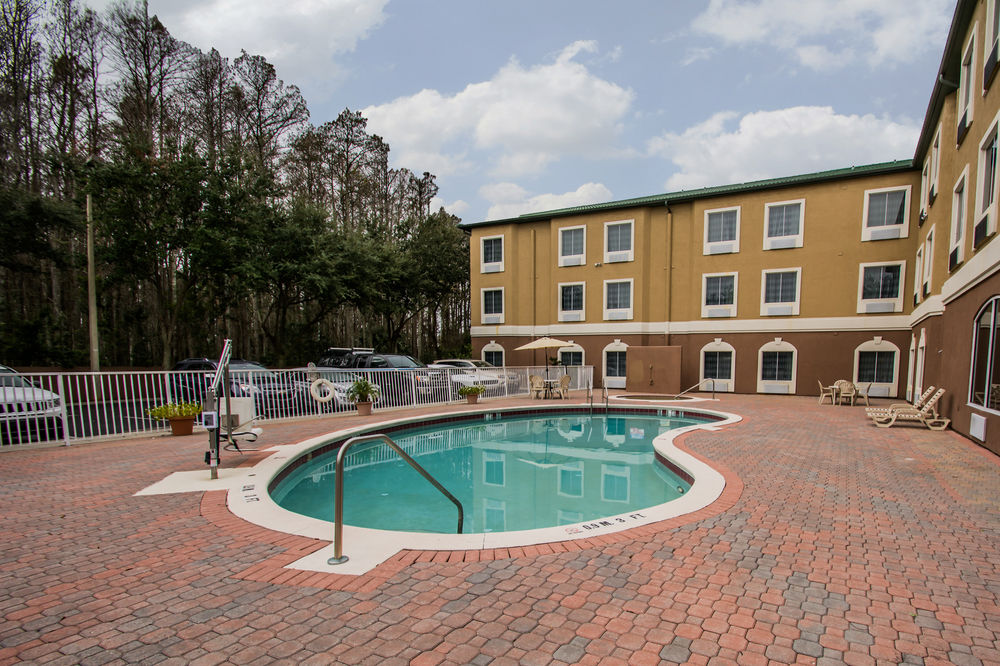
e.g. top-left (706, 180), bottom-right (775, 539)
top-left (168, 416), bottom-right (195, 436)
top-left (465, 394), bottom-right (480, 405)
top-left (356, 401), bottom-right (373, 416)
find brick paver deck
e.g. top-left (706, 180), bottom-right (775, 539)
top-left (1, 394), bottom-right (998, 665)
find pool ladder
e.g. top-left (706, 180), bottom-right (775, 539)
top-left (327, 433), bottom-right (464, 565)
top-left (587, 383), bottom-right (609, 413)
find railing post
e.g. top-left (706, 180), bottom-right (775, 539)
top-left (56, 373), bottom-right (70, 446)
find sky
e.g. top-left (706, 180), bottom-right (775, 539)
top-left (90, 0), bottom-right (956, 224)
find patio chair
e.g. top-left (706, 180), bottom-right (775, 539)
top-left (555, 374), bottom-right (571, 399)
top-left (817, 380), bottom-right (836, 405)
top-left (855, 382), bottom-right (873, 407)
top-left (864, 386), bottom-right (936, 420)
top-left (834, 379), bottom-right (857, 406)
top-left (528, 375), bottom-right (545, 399)
top-left (870, 388), bottom-right (949, 430)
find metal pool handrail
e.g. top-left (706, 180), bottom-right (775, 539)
top-left (327, 433), bottom-right (464, 565)
top-left (676, 378), bottom-right (716, 400)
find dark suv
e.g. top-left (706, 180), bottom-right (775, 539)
top-left (313, 348), bottom-right (449, 404)
top-left (169, 358), bottom-right (296, 416)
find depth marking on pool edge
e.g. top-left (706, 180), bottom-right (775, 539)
top-left (565, 512), bottom-right (646, 534)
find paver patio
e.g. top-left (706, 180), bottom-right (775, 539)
top-left (1, 393), bottom-right (998, 665)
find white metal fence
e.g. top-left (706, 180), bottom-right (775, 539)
top-left (0, 365), bottom-right (594, 447)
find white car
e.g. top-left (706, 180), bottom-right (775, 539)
top-left (0, 365), bottom-right (64, 444)
top-left (431, 359), bottom-right (515, 397)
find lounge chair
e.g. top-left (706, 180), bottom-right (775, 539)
top-left (555, 374), bottom-right (571, 399)
top-left (835, 380), bottom-right (857, 406)
top-left (818, 380), bottom-right (836, 405)
top-left (528, 375), bottom-right (545, 399)
top-left (865, 386), bottom-right (936, 419)
top-left (870, 388), bottom-right (949, 430)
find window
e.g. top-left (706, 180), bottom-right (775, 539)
top-left (700, 339), bottom-right (735, 392)
top-left (483, 451), bottom-right (505, 486)
top-left (760, 268), bottom-right (801, 316)
top-left (857, 262), bottom-right (905, 313)
top-left (604, 279), bottom-right (633, 320)
top-left (853, 337), bottom-right (900, 398)
top-left (971, 297), bottom-right (1000, 410)
top-left (757, 338), bottom-right (797, 394)
top-left (951, 168), bottom-right (969, 271)
top-left (482, 341), bottom-right (504, 367)
top-left (603, 339), bottom-right (628, 389)
top-left (862, 186), bottom-right (910, 241)
top-left (601, 464), bottom-right (630, 502)
top-left (559, 350), bottom-right (583, 366)
top-left (923, 227), bottom-right (934, 296)
top-left (920, 162), bottom-right (930, 213)
top-left (703, 206), bottom-right (740, 254)
top-left (558, 282), bottom-right (585, 322)
top-left (481, 287), bottom-right (504, 324)
top-left (913, 248), bottom-right (924, 305)
top-left (558, 462), bottom-right (583, 497)
top-left (929, 129), bottom-right (940, 201)
top-left (702, 273), bottom-right (737, 318)
top-left (986, 7), bottom-right (999, 89)
top-left (480, 235), bottom-right (503, 273)
top-left (976, 120), bottom-right (999, 246)
top-left (958, 31), bottom-right (975, 146)
top-left (604, 220), bottom-right (633, 263)
top-left (764, 200), bottom-right (804, 249)
top-left (559, 225), bottom-right (586, 266)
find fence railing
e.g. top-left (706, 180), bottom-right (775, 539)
top-left (0, 365), bottom-right (594, 447)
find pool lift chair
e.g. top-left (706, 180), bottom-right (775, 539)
top-left (203, 340), bottom-right (264, 479)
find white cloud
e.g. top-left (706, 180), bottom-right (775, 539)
top-left (363, 41), bottom-right (634, 178)
top-left (482, 182), bottom-right (614, 220)
top-left (691, 0), bottom-right (952, 69)
top-left (648, 106), bottom-right (919, 191)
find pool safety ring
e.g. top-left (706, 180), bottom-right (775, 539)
top-left (310, 378), bottom-right (336, 403)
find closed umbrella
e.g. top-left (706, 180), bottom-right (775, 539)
top-left (515, 337), bottom-right (570, 379)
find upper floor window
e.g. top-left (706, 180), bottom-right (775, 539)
top-left (604, 220), bottom-right (633, 263)
top-left (976, 118), bottom-right (1000, 247)
top-left (951, 168), bottom-right (969, 271)
top-left (764, 200), bottom-right (804, 249)
top-left (913, 247), bottom-right (924, 305)
top-left (760, 268), bottom-right (801, 316)
top-left (481, 235), bottom-right (504, 273)
top-left (862, 186), bottom-right (910, 241)
top-left (857, 262), bottom-right (904, 313)
top-left (559, 225), bottom-right (586, 266)
top-left (481, 287), bottom-right (504, 324)
top-left (959, 29), bottom-right (975, 142)
top-left (703, 206), bottom-right (740, 255)
top-left (986, 7), bottom-right (1000, 90)
top-left (559, 282), bottom-right (585, 322)
top-left (923, 227), bottom-right (934, 297)
top-left (702, 272), bottom-right (737, 318)
top-left (604, 279), bottom-right (633, 320)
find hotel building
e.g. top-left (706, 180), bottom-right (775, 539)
top-left (462, 0), bottom-right (1000, 457)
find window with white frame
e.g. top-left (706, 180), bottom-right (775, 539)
top-left (559, 225), bottom-right (586, 266)
top-left (986, 6), bottom-right (999, 89)
top-left (603, 279), bottom-right (633, 320)
top-left (857, 262), bottom-right (905, 313)
top-left (920, 162), bottom-right (930, 213)
top-left (764, 200), bottom-right (804, 249)
top-left (480, 235), bottom-right (503, 273)
top-left (700, 339), bottom-right (735, 393)
top-left (702, 273), bottom-right (737, 318)
top-left (970, 296), bottom-right (1000, 410)
top-left (482, 341), bottom-right (504, 367)
top-left (601, 464), bottom-right (630, 502)
top-left (923, 227), bottom-right (934, 296)
top-left (603, 339), bottom-right (628, 389)
top-left (929, 128), bottom-right (940, 201)
top-left (951, 168), bottom-right (969, 271)
top-left (913, 247), bottom-right (924, 305)
top-left (862, 186), bottom-right (910, 241)
top-left (853, 338), bottom-right (900, 398)
top-left (959, 28), bottom-right (976, 144)
top-left (604, 220), bottom-right (633, 263)
top-left (760, 268), bottom-right (801, 316)
top-left (481, 288), bottom-right (504, 324)
top-left (558, 282), bottom-right (585, 322)
top-left (703, 206), bottom-right (740, 254)
top-left (757, 338), bottom-right (797, 394)
top-left (558, 343), bottom-right (584, 367)
top-left (976, 119), bottom-right (999, 247)
top-left (906, 334), bottom-right (916, 402)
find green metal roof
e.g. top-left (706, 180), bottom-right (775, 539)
top-left (460, 159), bottom-right (915, 228)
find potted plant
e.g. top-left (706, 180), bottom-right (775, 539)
top-left (457, 384), bottom-right (486, 404)
top-left (346, 378), bottom-right (379, 416)
top-left (148, 402), bottom-right (203, 436)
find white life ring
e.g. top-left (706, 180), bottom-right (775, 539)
top-left (310, 378), bottom-right (336, 403)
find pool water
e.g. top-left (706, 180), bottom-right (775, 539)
top-left (270, 412), bottom-right (705, 534)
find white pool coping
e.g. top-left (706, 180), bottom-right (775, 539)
top-left (137, 403), bottom-right (741, 575)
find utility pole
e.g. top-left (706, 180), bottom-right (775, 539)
top-left (87, 193), bottom-right (100, 372)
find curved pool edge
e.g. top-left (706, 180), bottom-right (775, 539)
top-left (226, 403), bottom-right (743, 575)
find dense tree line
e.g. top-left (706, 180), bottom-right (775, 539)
top-left (0, 0), bottom-right (470, 369)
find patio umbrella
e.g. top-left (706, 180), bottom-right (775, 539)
top-left (515, 337), bottom-right (570, 378)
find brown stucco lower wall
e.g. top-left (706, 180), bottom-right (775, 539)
top-left (930, 271), bottom-right (1000, 458)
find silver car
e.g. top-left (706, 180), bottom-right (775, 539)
top-left (0, 365), bottom-right (64, 444)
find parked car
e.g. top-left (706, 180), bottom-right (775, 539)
top-left (169, 358), bottom-right (298, 417)
top-left (0, 364), bottom-right (63, 444)
top-left (432, 359), bottom-right (518, 397)
top-left (312, 348), bottom-right (449, 405)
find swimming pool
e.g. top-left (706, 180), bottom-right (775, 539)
top-left (270, 412), bottom-right (705, 534)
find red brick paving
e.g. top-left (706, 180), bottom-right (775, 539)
top-left (1, 394), bottom-right (999, 664)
